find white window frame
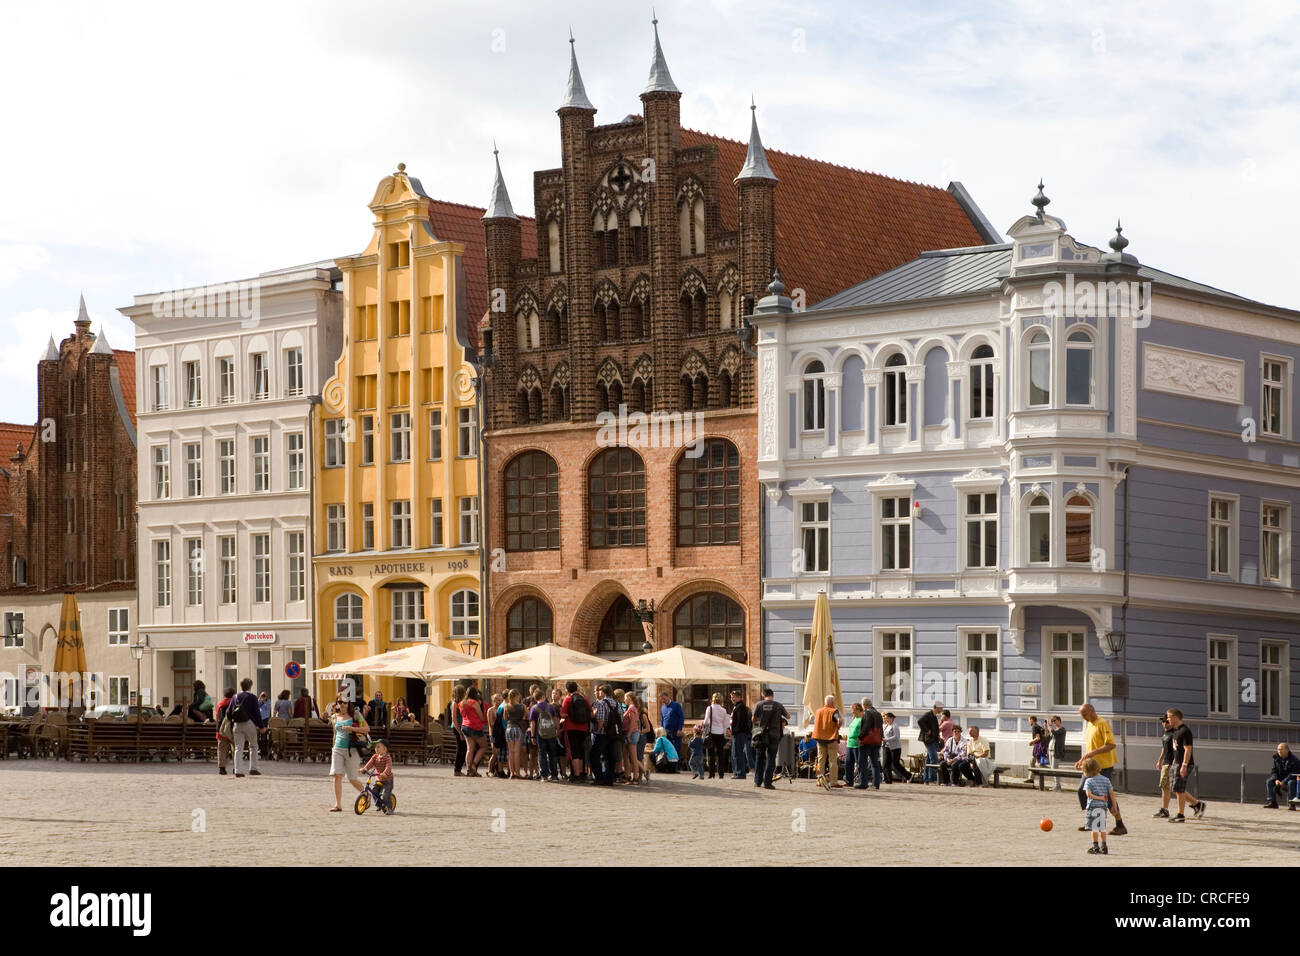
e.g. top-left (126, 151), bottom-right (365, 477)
top-left (360, 414), bottom-right (374, 466)
top-left (218, 439), bottom-right (236, 494)
top-left (1208, 493), bottom-right (1239, 580)
top-left (1064, 325), bottom-right (1095, 408)
top-left (1026, 329), bottom-right (1051, 408)
top-left (962, 489), bottom-right (999, 570)
top-left (450, 589), bottom-right (480, 641)
top-left (882, 354), bottom-right (908, 427)
top-left (457, 406), bottom-right (477, 458)
top-left (969, 345), bottom-right (995, 421)
top-left (219, 536), bottom-right (237, 604)
top-left (287, 432), bottom-right (305, 491)
top-left (251, 352), bottom-right (269, 401)
top-left (1260, 639), bottom-right (1290, 722)
top-left (1044, 629), bottom-right (1086, 710)
top-left (326, 504), bottom-right (346, 553)
top-left (287, 531), bottom-right (305, 602)
top-left (334, 593), bottom-right (364, 640)
top-left (389, 412), bottom-right (412, 463)
top-left (185, 538), bottom-right (203, 606)
top-left (428, 408), bottom-right (443, 461)
top-left (107, 676), bottom-right (130, 707)
top-left (1064, 492), bottom-right (1094, 566)
top-left (324, 419), bottom-right (346, 469)
top-left (252, 435), bottom-right (270, 493)
top-left (218, 356), bottom-right (235, 404)
top-left (252, 533), bottom-right (271, 604)
top-left (183, 360), bottom-right (202, 408)
top-left (361, 503), bottom-right (375, 551)
top-left (1206, 633), bottom-right (1237, 718)
top-left (430, 498), bottom-right (443, 548)
top-left (1260, 500), bottom-right (1289, 587)
top-left (154, 539), bottom-right (171, 608)
top-left (391, 500), bottom-right (412, 549)
top-left (958, 628), bottom-right (1000, 710)
top-left (108, 608), bottom-right (129, 645)
top-left (151, 364), bottom-right (169, 412)
top-left (459, 496), bottom-right (480, 547)
top-left (152, 445), bottom-right (170, 499)
top-left (877, 494), bottom-right (913, 572)
top-left (390, 588), bottom-right (429, 642)
top-left (801, 360), bottom-right (826, 433)
top-left (874, 627), bottom-right (914, 708)
top-left (795, 497), bottom-right (830, 575)
top-left (184, 442), bottom-right (202, 498)
top-left (1260, 354), bottom-right (1291, 440)
top-left (1026, 491), bottom-right (1052, 565)
top-left (3, 611), bottom-right (24, 648)
top-left (285, 347), bottom-right (304, 397)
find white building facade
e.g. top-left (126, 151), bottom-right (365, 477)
top-left (123, 265), bottom-right (343, 710)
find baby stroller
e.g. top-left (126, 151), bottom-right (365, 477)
top-left (354, 770), bottom-right (396, 815)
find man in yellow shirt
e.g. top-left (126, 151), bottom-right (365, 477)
top-left (1074, 704), bottom-right (1127, 835)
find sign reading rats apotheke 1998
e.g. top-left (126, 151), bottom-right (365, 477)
top-left (327, 558), bottom-right (471, 576)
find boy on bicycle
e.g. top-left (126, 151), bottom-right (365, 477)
top-left (360, 739), bottom-right (395, 813)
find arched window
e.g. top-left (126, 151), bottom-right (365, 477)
top-left (550, 384), bottom-right (568, 421)
top-left (506, 597), bottom-right (553, 649)
top-left (1027, 494), bottom-right (1051, 564)
top-left (628, 206), bottom-right (647, 264)
top-left (334, 592), bottom-right (363, 640)
top-left (630, 298), bottom-right (647, 339)
top-left (803, 360), bottom-right (826, 432)
top-left (504, 452), bottom-right (560, 551)
top-left (719, 287), bottom-right (734, 330)
top-left (517, 387), bottom-right (542, 425)
top-left (970, 344), bottom-right (995, 420)
top-left (546, 303), bottom-right (567, 347)
top-left (884, 352), bottom-right (908, 426)
top-left (597, 595), bottom-right (642, 653)
top-left (719, 370), bottom-right (733, 408)
top-left (607, 379), bottom-right (623, 413)
top-left (547, 219), bottom-right (561, 274)
top-left (516, 309), bottom-right (539, 351)
top-left (673, 592), bottom-right (745, 658)
top-left (1027, 331), bottom-right (1051, 406)
top-left (679, 194), bottom-right (705, 257)
top-left (630, 379), bottom-right (647, 413)
top-left (1065, 494), bottom-right (1092, 564)
top-left (588, 448), bottom-right (646, 548)
top-left (449, 589), bottom-right (479, 642)
top-left (593, 208), bottom-right (618, 269)
top-left (1065, 328), bottom-right (1094, 406)
top-left (676, 439), bottom-right (740, 545)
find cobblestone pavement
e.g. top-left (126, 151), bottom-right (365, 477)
top-left (1, 760), bottom-right (1296, 866)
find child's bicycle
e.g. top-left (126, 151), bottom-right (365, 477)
top-left (354, 771), bottom-right (396, 815)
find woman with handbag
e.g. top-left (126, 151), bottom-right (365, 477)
top-left (328, 700), bottom-right (369, 812)
top-left (701, 693), bottom-right (730, 779)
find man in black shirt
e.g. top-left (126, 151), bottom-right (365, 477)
top-left (1166, 708), bottom-right (1206, 822)
top-left (729, 690), bottom-right (753, 779)
top-left (751, 688), bottom-right (789, 790)
top-left (917, 703), bottom-right (942, 783)
top-left (1153, 715), bottom-right (1176, 818)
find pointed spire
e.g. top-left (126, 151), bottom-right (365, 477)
top-left (41, 335), bottom-right (59, 363)
top-left (1031, 179), bottom-right (1050, 219)
top-left (1109, 220), bottom-right (1129, 254)
top-left (482, 143), bottom-right (518, 221)
top-left (75, 293), bottom-right (91, 327)
top-left (91, 324), bottom-right (113, 355)
top-left (643, 13), bottom-right (679, 95)
top-left (735, 98), bottom-right (778, 183)
top-left (559, 30), bottom-right (595, 111)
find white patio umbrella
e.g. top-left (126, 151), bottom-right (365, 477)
top-left (313, 643), bottom-right (480, 728)
top-left (430, 643), bottom-right (609, 682)
top-left (554, 644), bottom-right (800, 691)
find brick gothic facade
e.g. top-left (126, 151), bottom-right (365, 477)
top-left (0, 308), bottom-right (137, 595)
top-left (480, 27), bottom-right (994, 703)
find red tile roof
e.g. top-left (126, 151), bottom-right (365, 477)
top-left (113, 349), bottom-right (136, 429)
top-left (682, 129), bottom-right (988, 305)
top-left (428, 200), bottom-right (537, 349)
top-left (0, 422), bottom-right (35, 514)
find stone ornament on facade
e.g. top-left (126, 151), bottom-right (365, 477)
top-left (1141, 342), bottom-right (1244, 405)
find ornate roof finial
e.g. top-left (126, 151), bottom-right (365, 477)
top-left (1109, 219), bottom-right (1129, 254)
top-left (735, 97), bottom-right (777, 183)
top-left (768, 268), bottom-right (786, 296)
top-left (482, 144), bottom-right (518, 221)
top-left (1031, 179), bottom-right (1050, 219)
top-left (559, 31), bottom-right (596, 111)
top-left (643, 13), bottom-right (679, 95)
top-left (41, 335), bottom-right (59, 363)
top-left (396, 162), bottom-right (406, 174)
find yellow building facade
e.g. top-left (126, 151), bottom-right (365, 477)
top-left (312, 165), bottom-right (481, 719)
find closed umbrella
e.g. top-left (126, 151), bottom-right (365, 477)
top-left (801, 589), bottom-right (843, 727)
top-left (51, 592), bottom-right (87, 710)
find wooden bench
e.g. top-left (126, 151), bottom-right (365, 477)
top-left (68, 719), bottom-right (135, 761)
top-left (1029, 766), bottom-right (1085, 790)
top-left (380, 724), bottom-right (429, 765)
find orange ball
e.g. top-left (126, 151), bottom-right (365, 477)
top-left (1039, 818), bottom-right (1053, 831)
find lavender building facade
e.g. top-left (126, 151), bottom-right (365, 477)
top-left (755, 191), bottom-right (1300, 796)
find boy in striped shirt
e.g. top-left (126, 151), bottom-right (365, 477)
top-left (361, 740), bottom-right (395, 814)
top-left (1082, 757), bottom-right (1113, 855)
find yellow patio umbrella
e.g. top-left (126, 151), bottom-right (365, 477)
top-left (51, 592), bottom-right (87, 710)
top-left (801, 589), bottom-right (843, 726)
top-left (555, 645), bottom-right (801, 691)
top-left (431, 643), bottom-right (609, 682)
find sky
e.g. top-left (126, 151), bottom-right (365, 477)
top-left (0, 0), bottom-right (1296, 424)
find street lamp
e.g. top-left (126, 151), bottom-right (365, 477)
top-left (1100, 630), bottom-right (1125, 657)
top-left (469, 325), bottom-right (496, 662)
top-left (457, 638), bottom-right (480, 658)
top-left (130, 635), bottom-right (149, 730)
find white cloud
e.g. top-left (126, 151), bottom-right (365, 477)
top-left (0, 244), bottom-right (51, 287)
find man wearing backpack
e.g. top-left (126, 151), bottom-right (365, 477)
top-left (560, 680), bottom-right (591, 783)
top-left (590, 684), bottom-right (623, 786)
top-left (857, 697), bottom-right (884, 790)
top-left (229, 678), bottom-right (265, 778)
top-left (530, 689), bottom-right (561, 782)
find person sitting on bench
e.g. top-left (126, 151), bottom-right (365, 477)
top-left (1264, 742), bottom-right (1300, 809)
top-left (940, 727), bottom-right (969, 786)
top-left (963, 726), bottom-right (990, 786)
